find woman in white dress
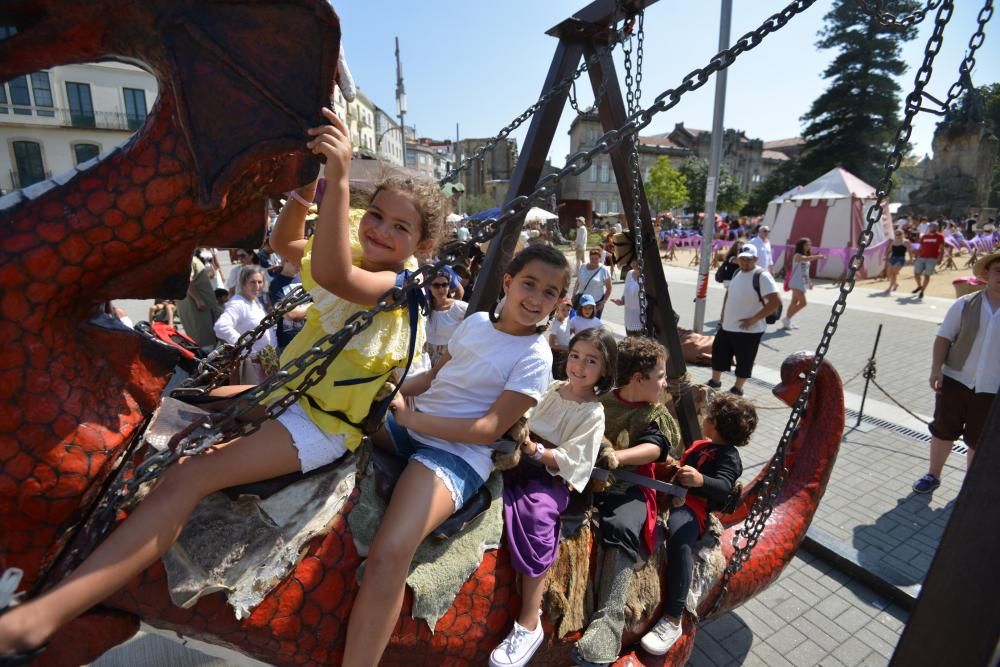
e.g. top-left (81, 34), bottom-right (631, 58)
top-left (611, 258), bottom-right (643, 337)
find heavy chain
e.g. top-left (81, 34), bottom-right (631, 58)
top-left (441, 32), bottom-right (624, 186)
top-left (710, 0), bottom-right (957, 616)
top-left (174, 285), bottom-right (312, 395)
top-left (855, 0), bottom-right (942, 28)
top-left (71, 0), bottom-right (819, 566)
top-left (623, 9), bottom-right (650, 334)
top-left (942, 0), bottom-right (992, 109)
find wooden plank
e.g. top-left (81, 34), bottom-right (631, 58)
top-left (889, 391), bottom-right (1000, 666)
top-left (583, 45), bottom-right (702, 445)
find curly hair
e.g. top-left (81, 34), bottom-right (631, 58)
top-left (351, 168), bottom-right (446, 251)
top-left (707, 392), bottom-right (758, 447)
top-left (616, 336), bottom-right (667, 387)
top-left (568, 328), bottom-right (618, 395)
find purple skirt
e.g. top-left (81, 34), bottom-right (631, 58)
top-left (502, 463), bottom-right (571, 578)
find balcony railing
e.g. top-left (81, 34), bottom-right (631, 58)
top-left (2, 105), bottom-right (145, 131)
top-left (9, 168), bottom-right (53, 191)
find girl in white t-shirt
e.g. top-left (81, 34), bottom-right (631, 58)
top-left (490, 328), bottom-right (617, 667)
top-left (344, 245), bottom-right (571, 667)
top-left (424, 268), bottom-right (469, 366)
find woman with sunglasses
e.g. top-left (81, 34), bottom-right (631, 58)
top-left (424, 267), bottom-right (468, 366)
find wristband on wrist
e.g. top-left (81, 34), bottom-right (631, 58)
top-left (527, 443), bottom-right (545, 462)
top-left (285, 190), bottom-right (313, 208)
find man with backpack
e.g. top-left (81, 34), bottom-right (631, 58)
top-left (706, 244), bottom-right (782, 395)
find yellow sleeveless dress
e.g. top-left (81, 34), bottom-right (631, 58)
top-left (268, 220), bottom-right (423, 454)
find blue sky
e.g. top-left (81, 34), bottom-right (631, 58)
top-left (335, 1), bottom-right (998, 166)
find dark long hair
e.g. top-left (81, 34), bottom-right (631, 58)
top-left (489, 244), bottom-right (571, 333)
top-left (794, 237), bottom-right (812, 257)
top-left (569, 327), bottom-right (618, 395)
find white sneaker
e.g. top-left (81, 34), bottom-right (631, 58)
top-left (640, 616), bottom-right (683, 656)
top-left (489, 615), bottom-right (544, 667)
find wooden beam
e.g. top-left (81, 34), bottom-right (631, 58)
top-left (466, 39), bottom-right (585, 313)
top-left (547, 0), bottom-right (660, 37)
top-left (584, 45), bottom-right (703, 445)
top-left (889, 390), bottom-right (1000, 666)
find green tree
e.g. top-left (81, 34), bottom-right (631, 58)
top-left (463, 192), bottom-right (496, 215)
top-left (678, 157), bottom-right (746, 215)
top-left (795, 0), bottom-right (920, 186)
top-left (644, 156), bottom-right (688, 213)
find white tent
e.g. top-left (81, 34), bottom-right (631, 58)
top-left (524, 206), bottom-right (558, 224)
top-left (762, 167), bottom-right (893, 279)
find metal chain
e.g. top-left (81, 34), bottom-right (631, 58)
top-left (70, 0), bottom-right (820, 566)
top-left (623, 10), bottom-right (650, 334)
top-left (174, 285), bottom-right (312, 394)
top-left (441, 34), bottom-right (624, 186)
top-left (855, 0), bottom-right (942, 28)
top-left (942, 0), bottom-right (993, 109)
top-left (710, 0), bottom-right (957, 616)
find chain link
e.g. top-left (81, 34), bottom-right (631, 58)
top-left (710, 0), bottom-right (957, 616)
top-left (69, 0), bottom-right (820, 567)
top-left (942, 0), bottom-right (993, 110)
top-left (623, 8), bottom-right (650, 334)
top-left (173, 285), bottom-right (312, 395)
top-left (442, 32), bottom-right (625, 186)
top-left (855, 0), bottom-right (942, 28)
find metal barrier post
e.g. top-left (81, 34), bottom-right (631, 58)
top-left (855, 323), bottom-right (883, 428)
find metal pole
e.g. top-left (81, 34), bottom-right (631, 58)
top-left (692, 0), bottom-right (732, 333)
top-left (855, 323), bottom-right (883, 428)
top-left (395, 37), bottom-right (407, 168)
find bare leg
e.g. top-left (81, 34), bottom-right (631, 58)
top-left (517, 573), bottom-right (546, 630)
top-left (0, 420), bottom-right (302, 652)
top-left (927, 436), bottom-right (953, 479)
top-left (733, 376), bottom-right (748, 390)
top-left (342, 461), bottom-right (457, 667)
top-left (786, 290), bottom-right (806, 319)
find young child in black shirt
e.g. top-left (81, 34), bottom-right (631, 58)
top-left (640, 392), bottom-right (757, 656)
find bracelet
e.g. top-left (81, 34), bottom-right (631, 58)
top-left (285, 190), bottom-right (313, 208)
top-left (527, 442), bottom-right (545, 462)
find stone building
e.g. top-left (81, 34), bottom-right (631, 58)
top-left (0, 61), bottom-right (157, 194)
top-left (664, 122), bottom-right (768, 192)
top-left (405, 138), bottom-right (454, 181)
top-left (454, 137), bottom-right (518, 204)
top-left (559, 111), bottom-right (691, 215)
top-left (373, 104), bottom-right (404, 167)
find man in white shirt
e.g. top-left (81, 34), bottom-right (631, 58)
top-left (912, 250), bottom-right (1000, 494)
top-left (748, 225), bottom-right (774, 272)
top-left (574, 216), bottom-right (588, 272)
top-left (706, 244), bottom-right (781, 395)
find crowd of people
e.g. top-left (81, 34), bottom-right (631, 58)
top-left (0, 109), bottom-right (766, 667)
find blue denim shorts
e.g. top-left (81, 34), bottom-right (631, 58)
top-left (385, 413), bottom-right (483, 511)
top-left (888, 256), bottom-right (905, 267)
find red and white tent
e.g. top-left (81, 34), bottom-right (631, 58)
top-left (763, 167), bottom-right (893, 279)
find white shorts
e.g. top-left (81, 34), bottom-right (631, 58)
top-left (275, 402), bottom-right (349, 473)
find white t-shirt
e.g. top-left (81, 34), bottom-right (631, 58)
top-left (549, 316), bottom-right (572, 349)
top-left (622, 270), bottom-right (641, 331)
top-left (938, 294), bottom-right (1000, 392)
top-left (570, 315), bottom-right (605, 336)
top-left (576, 264), bottom-right (611, 302)
top-left (575, 225), bottom-right (588, 250)
top-left (722, 268), bottom-right (778, 335)
top-left (411, 312), bottom-right (552, 481)
top-left (749, 236), bottom-right (773, 270)
top-left (426, 300), bottom-right (469, 346)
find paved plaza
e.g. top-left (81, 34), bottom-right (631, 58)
top-left (104, 257), bottom-right (970, 666)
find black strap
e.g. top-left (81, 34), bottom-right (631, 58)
top-left (751, 269), bottom-right (764, 306)
top-left (576, 265), bottom-right (600, 296)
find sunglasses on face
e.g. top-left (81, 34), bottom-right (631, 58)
top-left (430, 282), bottom-right (450, 289)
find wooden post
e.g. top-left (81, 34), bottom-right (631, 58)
top-left (889, 390), bottom-right (1000, 666)
top-left (584, 45), bottom-right (702, 444)
top-left (465, 38), bottom-right (585, 313)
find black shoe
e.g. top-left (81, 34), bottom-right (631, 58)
top-left (705, 379), bottom-right (722, 389)
top-left (917, 290), bottom-right (924, 299)
top-left (729, 386), bottom-right (745, 396)
top-left (911, 287), bottom-right (921, 294)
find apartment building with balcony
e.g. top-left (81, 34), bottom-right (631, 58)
top-left (1, 58), bottom-right (157, 194)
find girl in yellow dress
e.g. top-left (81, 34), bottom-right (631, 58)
top-left (0, 108), bottom-right (445, 659)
